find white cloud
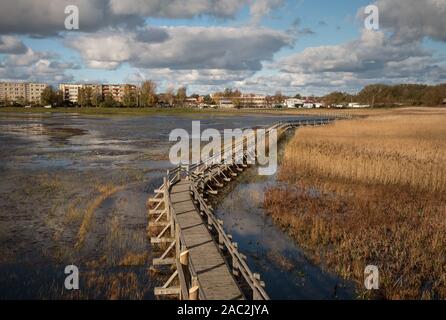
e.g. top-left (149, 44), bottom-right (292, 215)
top-left (0, 36), bottom-right (28, 54)
top-left (109, 0), bottom-right (245, 19)
top-left (278, 30), bottom-right (429, 74)
top-left (0, 0), bottom-right (285, 36)
top-left (274, 28), bottom-right (446, 93)
top-left (0, 48), bottom-right (77, 83)
top-left (367, 0), bottom-right (446, 43)
top-left (249, 0), bottom-right (284, 24)
top-left (67, 26), bottom-right (292, 71)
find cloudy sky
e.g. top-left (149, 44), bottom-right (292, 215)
top-left (0, 0), bottom-right (445, 95)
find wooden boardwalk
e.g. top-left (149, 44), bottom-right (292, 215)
top-left (149, 118), bottom-right (337, 300)
top-left (171, 180), bottom-right (244, 300)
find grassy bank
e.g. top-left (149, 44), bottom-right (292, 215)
top-left (0, 106), bottom-right (224, 116)
top-left (264, 110), bottom-right (446, 299)
top-left (2, 105), bottom-right (443, 117)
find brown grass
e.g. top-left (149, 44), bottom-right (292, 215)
top-left (75, 183), bottom-right (122, 249)
top-left (119, 252), bottom-right (147, 266)
top-left (264, 111), bottom-right (446, 299)
top-left (281, 114), bottom-right (446, 193)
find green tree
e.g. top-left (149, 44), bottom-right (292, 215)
top-left (17, 96), bottom-right (27, 106)
top-left (41, 86), bottom-right (57, 106)
top-left (101, 92), bottom-right (117, 108)
top-left (323, 91), bottom-right (353, 105)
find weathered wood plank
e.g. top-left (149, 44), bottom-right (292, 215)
top-left (170, 180), bottom-right (244, 300)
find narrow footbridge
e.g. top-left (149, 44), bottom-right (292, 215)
top-left (148, 117), bottom-right (337, 300)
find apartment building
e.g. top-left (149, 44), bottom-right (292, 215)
top-left (27, 83), bottom-right (48, 103)
top-left (238, 94), bottom-right (268, 108)
top-left (59, 84), bottom-right (84, 103)
top-left (0, 82), bottom-right (48, 104)
top-left (103, 84), bottom-right (138, 103)
top-left (60, 83), bottom-right (137, 104)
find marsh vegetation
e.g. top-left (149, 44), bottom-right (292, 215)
top-left (264, 108), bottom-right (446, 299)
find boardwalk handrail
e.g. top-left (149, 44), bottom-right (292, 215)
top-left (164, 173), bottom-right (207, 300)
top-left (188, 175), bottom-right (270, 299)
top-left (151, 116), bottom-right (340, 300)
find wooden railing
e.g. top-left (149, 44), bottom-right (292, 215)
top-left (151, 117), bottom-right (338, 300)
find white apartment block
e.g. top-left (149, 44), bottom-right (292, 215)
top-left (59, 83), bottom-right (136, 103)
top-left (0, 82), bottom-right (48, 104)
top-left (60, 84), bottom-right (87, 103)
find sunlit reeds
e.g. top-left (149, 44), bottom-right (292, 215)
top-left (264, 111), bottom-right (446, 299)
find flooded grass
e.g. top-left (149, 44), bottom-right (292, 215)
top-left (0, 111), bottom-right (325, 299)
top-left (75, 183), bottom-right (123, 249)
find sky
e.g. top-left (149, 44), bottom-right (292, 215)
top-left (0, 0), bottom-right (445, 96)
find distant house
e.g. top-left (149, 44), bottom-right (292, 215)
top-left (348, 102), bottom-right (371, 108)
top-left (185, 97), bottom-right (199, 107)
top-left (219, 99), bottom-right (235, 108)
top-left (285, 98), bottom-right (304, 108)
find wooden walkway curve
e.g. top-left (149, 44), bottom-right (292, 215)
top-left (148, 117), bottom-right (342, 300)
top-left (171, 180), bottom-right (244, 300)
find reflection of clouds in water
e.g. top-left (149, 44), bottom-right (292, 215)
top-left (217, 181), bottom-right (295, 252)
top-left (215, 175), bottom-right (357, 299)
top-left (0, 122), bottom-right (47, 143)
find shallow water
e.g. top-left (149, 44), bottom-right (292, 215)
top-left (0, 111), bottom-right (344, 299)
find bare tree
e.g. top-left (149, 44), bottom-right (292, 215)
top-left (140, 80), bottom-right (157, 107)
top-left (176, 86), bottom-right (187, 107)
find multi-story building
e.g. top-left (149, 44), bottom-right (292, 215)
top-left (27, 83), bottom-right (48, 103)
top-left (60, 83), bottom-right (137, 104)
top-left (102, 84), bottom-right (137, 103)
top-left (238, 94), bottom-right (268, 108)
top-left (59, 83), bottom-right (103, 103)
top-left (59, 84), bottom-right (84, 103)
top-left (0, 82), bottom-right (48, 104)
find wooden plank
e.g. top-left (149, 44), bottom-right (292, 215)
top-left (154, 287), bottom-right (181, 296)
top-left (169, 179), bottom-right (244, 300)
top-left (150, 237), bottom-right (174, 244)
top-left (153, 257), bottom-right (175, 266)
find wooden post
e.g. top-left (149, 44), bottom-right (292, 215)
top-left (218, 232), bottom-right (224, 250)
top-left (180, 250), bottom-right (189, 267)
top-left (189, 286), bottom-right (199, 300)
top-left (175, 222), bottom-right (180, 258)
top-left (232, 259), bottom-right (239, 277)
top-left (189, 277), bottom-right (199, 300)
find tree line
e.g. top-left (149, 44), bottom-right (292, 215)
top-left (323, 84), bottom-right (446, 107)
top-left (1, 81), bottom-right (193, 108)
top-left (3, 82), bottom-right (446, 108)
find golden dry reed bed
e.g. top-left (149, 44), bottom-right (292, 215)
top-left (264, 108), bottom-right (446, 299)
top-left (283, 112), bottom-right (446, 193)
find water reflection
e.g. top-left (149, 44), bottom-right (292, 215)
top-left (215, 166), bottom-right (357, 299)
